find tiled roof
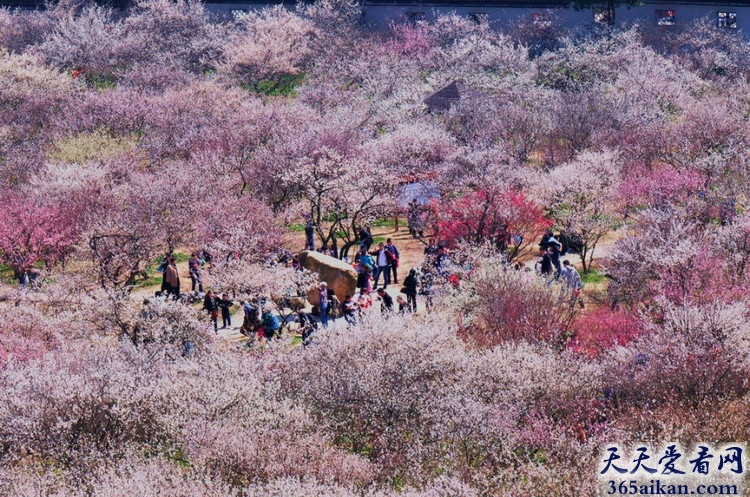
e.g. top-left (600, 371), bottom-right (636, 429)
top-left (424, 81), bottom-right (489, 112)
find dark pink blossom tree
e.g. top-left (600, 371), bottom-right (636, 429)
top-left (0, 192), bottom-right (82, 281)
top-left (437, 187), bottom-right (551, 261)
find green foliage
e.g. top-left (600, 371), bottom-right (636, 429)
top-left (85, 73), bottom-right (117, 90)
top-left (580, 268), bottom-right (606, 285)
top-left (254, 73), bottom-right (305, 97)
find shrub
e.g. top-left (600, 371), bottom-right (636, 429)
top-left (569, 307), bottom-right (645, 355)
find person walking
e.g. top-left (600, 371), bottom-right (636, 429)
top-left (359, 225), bottom-right (373, 252)
top-left (357, 289), bottom-right (372, 314)
top-left (157, 250), bottom-right (173, 295)
top-left (304, 216), bottom-right (315, 251)
top-left (397, 294), bottom-right (408, 314)
top-left (403, 268), bottom-right (419, 312)
top-left (203, 290), bottom-right (219, 332)
top-left (318, 282), bottom-right (329, 328)
top-left (547, 233), bottom-right (563, 278)
top-left (561, 260), bottom-right (584, 308)
top-left (341, 294), bottom-right (357, 326)
top-left (296, 308), bottom-right (318, 346)
top-left (240, 301), bottom-right (259, 336)
top-left (376, 288), bottom-right (393, 313)
top-left (163, 257), bottom-right (180, 300)
top-left (189, 253), bottom-right (204, 294)
top-left (385, 238), bottom-right (401, 284)
top-left (218, 293), bottom-right (233, 329)
top-left (536, 247), bottom-right (554, 278)
top-left (372, 242), bottom-right (391, 290)
top-left (356, 248), bottom-right (375, 292)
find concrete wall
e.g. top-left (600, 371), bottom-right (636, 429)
top-left (358, 3), bottom-right (750, 30)
top-left (203, 0), bottom-right (750, 34)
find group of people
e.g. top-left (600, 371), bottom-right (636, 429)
top-left (201, 290), bottom-right (235, 333)
top-left (535, 229), bottom-right (584, 307)
top-left (240, 299), bottom-right (283, 341)
top-left (158, 250), bottom-right (211, 301)
top-left (355, 237), bottom-right (401, 291)
top-left (163, 222), bottom-right (588, 343)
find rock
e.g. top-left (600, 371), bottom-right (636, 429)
top-left (307, 288), bottom-right (321, 306)
top-left (287, 296), bottom-right (308, 311)
top-left (299, 250), bottom-right (357, 303)
top-left (329, 295), bottom-right (342, 317)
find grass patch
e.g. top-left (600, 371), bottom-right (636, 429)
top-left (85, 73), bottom-right (117, 91)
top-left (371, 218), bottom-right (394, 229)
top-left (288, 223), bottom-right (306, 232)
top-left (172, 252), bottom-right (189, 263)
top-left (581, 269), bottom-right (607, 285)
top-left (250, 73), bottom-right (305, 97)
top-left (48, 128), bottom-right (137, 165)
top-left (0, 264), bottom-right (16, 284)
top-left (132, 270), bottom-right (162, 289)
top-left (371, 236), bottom-right (386, 245)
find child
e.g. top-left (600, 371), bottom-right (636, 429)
top-left (357, 289), bottom-right (372, 315)
top-left (397, 294), bottom-right (408, 314)
top-left (341, 294), bottom-right (357, 326)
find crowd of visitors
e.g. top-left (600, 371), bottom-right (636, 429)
top-left (152, 222), bottom-right (587, 345)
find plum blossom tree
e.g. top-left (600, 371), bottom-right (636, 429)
top-left (535, 150), bottom-right (621, 273)
top-left (603, 300), bottom-right (750, 416)
top-left (123, 0), bottom-right (224, 73)
top-left (437, 187), bottom-right (550, 261)
top-left (549, 88), bottom-right (616, 160)
top-left (195, 194), bottom-right (281, 265)
top-left (298, 149), bottom-right (395, 257)
top-left (0, 191), bottom-right (82, 281)
top-left (37, 5), bottom-right (135, 79)
top-left (615, 162), bottom-right (703, 213)
top-left (83, 165), bottom-right (199, 288)
top-left (0, 9), bottom-right (54, 53)
top-left (220, 6), bottom-right (313, 89)
top-left (455, 262), bottom-right (578, 347)
top-left (605, 207), bottom-right (736, 307)
top-left (569, 307), bottom-right (644, 356)
top-left (255, 108), bottom-right (398, 256)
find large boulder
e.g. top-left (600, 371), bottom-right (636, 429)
top-left (299, 250), bottom-right (357, 303)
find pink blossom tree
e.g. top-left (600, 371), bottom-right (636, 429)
top-left (437, 187), bottom-right (551, 261)
top-left (219, 6), bottom-right (313, 89)
top-left (0, 192), bottom-right (82, 281)
top-left (534, 150), bottom-right (622, 273)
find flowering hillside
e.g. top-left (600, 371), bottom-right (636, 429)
top-left (1, 1), bottom-right (750, 495)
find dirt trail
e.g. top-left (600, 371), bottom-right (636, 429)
top-left (2, 222), bottom-right (620, 346)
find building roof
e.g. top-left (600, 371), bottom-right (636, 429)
top-left (424, 81), bottom-right (489, 112)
